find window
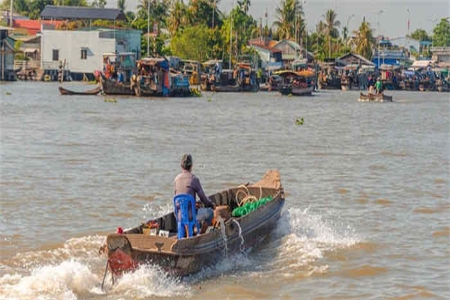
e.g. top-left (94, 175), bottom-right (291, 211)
top-left (81, 49), bottom-right (87, 60)
top-left (52, 49), bottom-right (59, 61)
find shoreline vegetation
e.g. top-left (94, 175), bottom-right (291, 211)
top-left (1, 0), bottom-right (449, 64)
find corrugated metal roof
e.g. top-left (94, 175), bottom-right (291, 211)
top-left (40, 5), bottom-right (127, 21)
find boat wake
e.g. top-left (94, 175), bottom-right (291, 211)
top-left (0, 206), bottom-right (361, 299)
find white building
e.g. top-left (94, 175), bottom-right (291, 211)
top-left (40, 6), bottom-right (141, 79)
top-left (41, 27), bottom-right (141, 74)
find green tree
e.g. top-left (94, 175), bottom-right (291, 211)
top-left (168, 0), bottom-right (187, 36)
top-left (60, 0), bottom-right (89, 6)
top-left (353, 20), bottom-right (374, 59)
top-left (410, 29), bottom-right (431, 41)
top-left (273, 0), bottom-right (304, 41)
top-left (170, 24), bottom-right (213, 61)
top-left (323, 9), bottom-right (340, 58)
top-left (13, 0), bottom-right (29, 16)
top-left (237, 0), bottom-right (250, 14)
top-left (27, 0), bottom-right (56, 19)
top-left (117, 0), bottom-right (126, 11)
top-left (91, 0), bottom-right (107, 8)
top-left (432, 18), bottom-right (450, 46)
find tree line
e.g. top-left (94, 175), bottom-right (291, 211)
top-left (1, 0), bottom-right (449, 63)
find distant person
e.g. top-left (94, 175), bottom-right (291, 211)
top-left (174, 154), bottom-right (216, 234)
top-left (375, 78), bottom-right (383, 94)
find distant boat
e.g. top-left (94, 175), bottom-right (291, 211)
top-left (58, 86), bottom-right (102, 96)
top-left (359, 92), bottom-right (393, 102)
top-left (277, 70), bottom-right (315, 96)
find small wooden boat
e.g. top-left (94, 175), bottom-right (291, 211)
top-left (359, 92), bottom-right (393, 102)
top-left (102, 170), bottom-right (285, 282)
top-left (59, 86), bottom-right (102, 96)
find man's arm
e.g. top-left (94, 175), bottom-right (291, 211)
top-left (192, 176), bottom-right (215, 209)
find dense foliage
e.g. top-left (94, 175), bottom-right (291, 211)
top-left (1, 0), bottom-right (446, 61)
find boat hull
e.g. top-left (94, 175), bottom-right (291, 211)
top-left (359, 92), bottom-right (393, 102)
top-left (104, 170), bottom-right (284, 277)
top-left (59, 86), bottom-right (102, 96)
top-left (279, 84), bottom-right (314, 96)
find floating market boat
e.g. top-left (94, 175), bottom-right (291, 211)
top-left (358, 92), bottom-right (393, 102)
top-left (101, 170), bottom-right (285, 283)
top-left (201, 62), bottom-right (259, 92)
top-left (277, 70), bottom-right (315, 96)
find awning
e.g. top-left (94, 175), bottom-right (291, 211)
top-left (23, 48), bottom-right (39, 53)
top-left (412, 60), bottom-right (433, 68)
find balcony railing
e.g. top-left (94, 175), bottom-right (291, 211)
top-left (41, 60), bottom-right (70, 70)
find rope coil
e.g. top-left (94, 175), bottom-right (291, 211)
top-left (236, 185), bottom-right (262, 207)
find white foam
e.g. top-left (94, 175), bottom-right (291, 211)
top-left (267, 207), bottom-right (361, 276)
top-left (0, 260), bottom-right (100, 300)
top-left (110, 264), bottom-right (189, 298)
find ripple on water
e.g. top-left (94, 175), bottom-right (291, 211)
top-left (374, 199), bottom-right (393, 206)
top-left (334, 265), bottom-right (388, 278)
top-left (432, 227), bottom-right (450, 238)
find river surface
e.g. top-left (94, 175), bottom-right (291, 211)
top-left (0, 81), bottom-right (449, 300)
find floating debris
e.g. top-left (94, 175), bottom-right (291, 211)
top-left (5, 92), bottom-right (11, 95)
top-left (295, 118), bottom-right (304, 125)
top-left (190, 88), bottom-right (202, 97)
top-left (104, 98), bottom-right (117, 103)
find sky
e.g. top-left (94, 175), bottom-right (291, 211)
top-left (118, 0), bottom-right (449, 39)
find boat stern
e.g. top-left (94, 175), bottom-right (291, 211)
top-left (106, 234), bottom-right (137, 276)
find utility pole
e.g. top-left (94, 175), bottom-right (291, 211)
top-left (229, 2), bottom-right (233, 70)
top-left (407, 8), bottom-right (410, 51)
top-left (377, 10), bottom-right (384, 68)
top-left (212, 0), bottom-right (215, 28)
top-left (10, 0), bottom-right (13, 27)
top-left (147, 0), bottom-right (151, 57)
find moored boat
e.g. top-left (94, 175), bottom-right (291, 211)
top-left (101, 170), bottom-right (285, 282)
top-left (58, 86), bottom-right (102, 95)
top-left (277, 70), bottom-right (315, 96)
top-left (201, 62), bottom-right (259, 92)
top-left (358, 92), bottom-right (393, 102)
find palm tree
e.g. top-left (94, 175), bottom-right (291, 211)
top-left (186, 0), bottom-right (221, 28)
top-left (168, 0), bottom-right (187, 36)
top-left (117, 0), bottom-right (126, 11)
top-left (273, 0), bottom-right (304, 41)
top-left (353, 20), bottom-right (374, 59)
top-left (238, 0), bottom-right (251, 14)
top-left (323, 9), bottom-right (340, 57)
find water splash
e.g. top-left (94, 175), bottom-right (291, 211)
top-left (232, 219), bottom-right (245, 253)
top-left (218, 217), bottom-right (228, 257)
top-left (110, 264), bottom-right (189, 298)
top-left (262, 206), bottom-right (361, 278)
top-left (0, 259), bottom-right (101, 300)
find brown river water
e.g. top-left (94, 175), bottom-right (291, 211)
top-left (0, 81), bottom-right (449, 299)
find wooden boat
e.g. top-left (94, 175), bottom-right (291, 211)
top-left (201, 62), bottom-right (259, 92)
top-left (102, 170), bottom-right (285, 281)
top-left (358, 92), bottom-right (393, 102)
top-left (58, 86), bottom-right (102, 96)
top-left (277, 70), bottom-right (315, 96)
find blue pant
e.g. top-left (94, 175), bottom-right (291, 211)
top-left (196, 208), bottom-right (214, 225)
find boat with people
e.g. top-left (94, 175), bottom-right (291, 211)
top-left (100, 170), bottom-right (285, 284)
top-left (200, 61), bottom-right (259, 92)
top-left (99, 53), bottom-right (193, 97)
top-left (358, 92), bottom-right (393, 102)
top-left (58, 85), bottom-right (102, 96)
top-left (277, 70), bottom-right (315, 96)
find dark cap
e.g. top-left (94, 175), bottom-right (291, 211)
top-left (181, 154), bottom-right (193, 170)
